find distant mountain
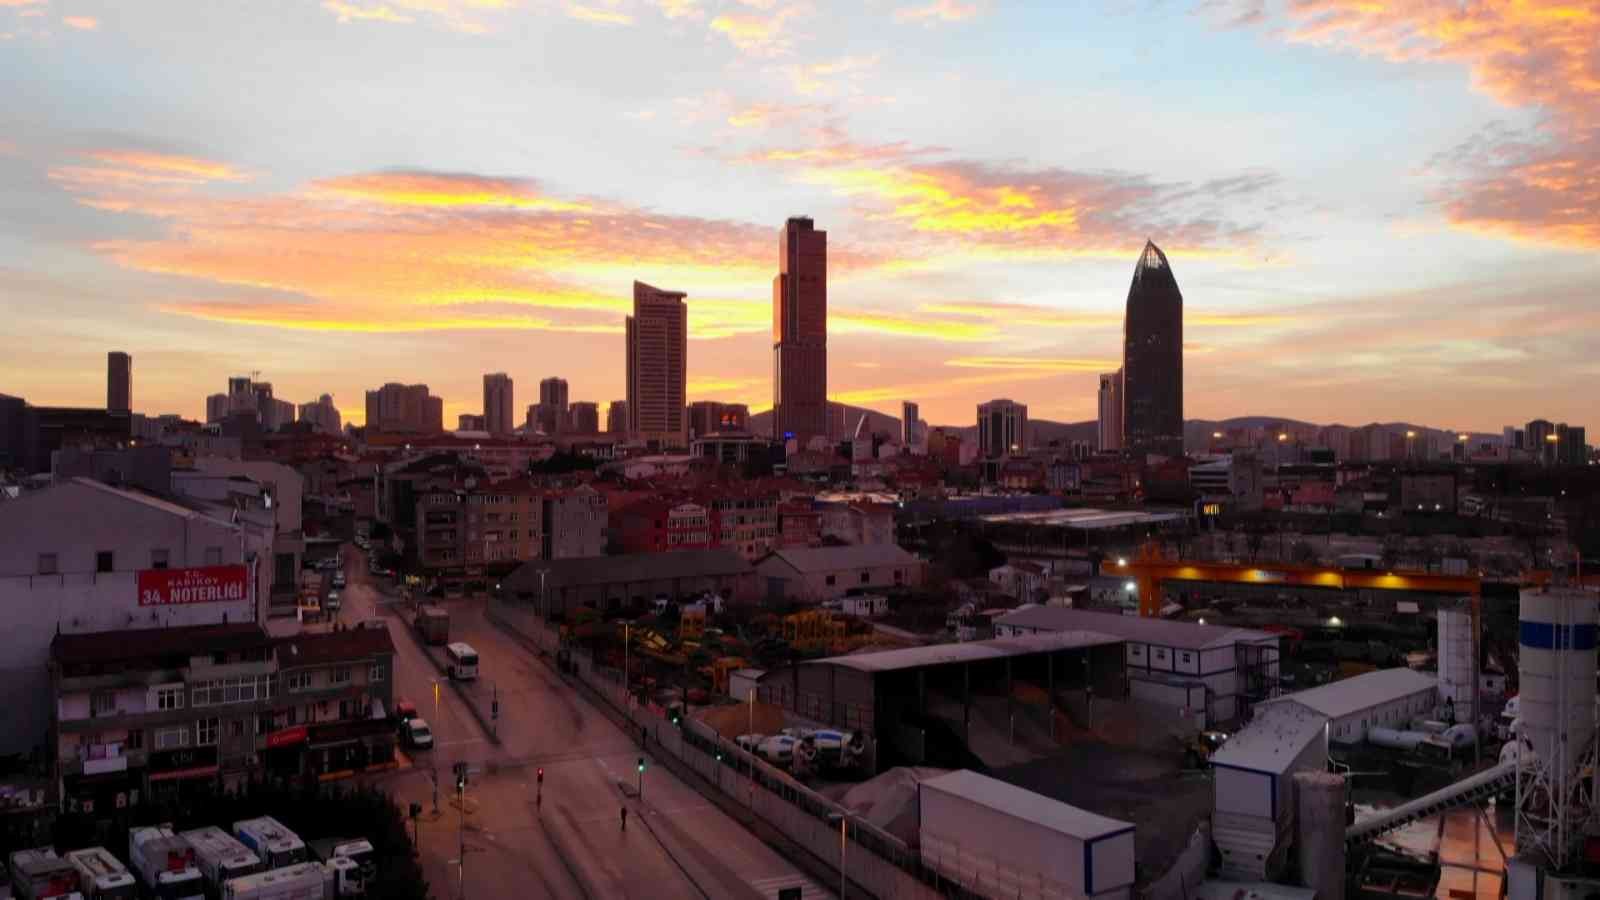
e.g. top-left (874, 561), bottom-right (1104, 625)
top-left (748, 403), bottom-right (903, 440)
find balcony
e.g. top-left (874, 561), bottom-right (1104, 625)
top-left (60, 747), bottom-right (147, 777)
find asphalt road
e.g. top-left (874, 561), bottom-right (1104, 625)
top-left (337, 548), bottom-right (830, 900)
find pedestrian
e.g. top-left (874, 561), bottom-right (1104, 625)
top-left (620, 806), bottom-right (628, 832)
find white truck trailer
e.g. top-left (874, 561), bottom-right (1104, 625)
top-left (232, 818), bottom-right (307, 870)
top-left (63, 847), bottom-right (136, 900)
top-left (126, 826), bottom-right (205, 900)
top-left (220, 861), bottom-right (349, 900)
top-left (919, 769), bottom-right (1137, 900)
top-left (306, 839), bottom-right (374, 895)
top-left (179, 826), bottom-right (262, 896)
top-left (8, 847), bottom-right (84, 900)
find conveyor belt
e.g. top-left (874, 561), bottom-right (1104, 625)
top-left (1345, 761), bottom-right (1515, 847)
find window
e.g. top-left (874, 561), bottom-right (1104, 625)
top-left (331, 667), bottom-right (351, 686)
top-left (231, 720), bottom-right (245, 739)
top-left (369, 663), bottom-right (385, 683)
top-left (126, 729), bottom-right (142, 750)
top-left (154, 727), bottom-right (189, 750)
top-left (96, 551), bottom-right (114, 573)
top-left (204, 546), bottom-right (223, 565)
top-left (151, 549), bottom-right (170, 570)
top-left (1180, 652), bottom-right (1193, 665)
top-left (339, 699), bottom-right (353, 719)
top-left (156, 686), bottom-right (184, 711)
top-left (91, 690), bottom-right (117, 717)
top-left (37, 553), bottom-right (57, 575)
top-left (825, 575), bottom-right (836, 586)
top-left (860, 572), bottom-right (870, 584)
top-left (286, 672), bottom-right (312, 693)
top-left (195, 718), bottom-right (219, 746)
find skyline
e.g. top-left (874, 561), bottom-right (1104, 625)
top-left (1, 1), bottom-right (1597, 430)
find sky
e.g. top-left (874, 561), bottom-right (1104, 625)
top-left (1, 0), bottom-right (1596, 431)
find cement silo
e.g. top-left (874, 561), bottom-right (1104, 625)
top-left (1515, 587), bottom-right (1598, 869)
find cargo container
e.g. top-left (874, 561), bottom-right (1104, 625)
top-left (232, 818), bottom-right (307, 870)
top-left (63, 847), bottom-right (136, 900)
top-left (179, 826), bottom-right (262, 896)
top-left (919, 770), bottom-right (1136, 900)
top-left (9, 847), bottom-right (83, 900)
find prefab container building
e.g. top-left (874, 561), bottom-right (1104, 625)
top-left (1257, 667), bottom-right (1438, 746)
top-left (1209, 701), bottom-right (1329, 880)
top-left (919, 769), bottom-right (1136, 900)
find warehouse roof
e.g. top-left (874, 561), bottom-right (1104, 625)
top-left (996, 605), bottom-right (1276, 651)
top-left (921, 770), bottom-right (1134, 841)
top-left (1210, 701), bottom-right (1327, 775)
top-left (808, 630), bottom-right (1121, 673)
top-left (1260, 667), bottom-right (1438, 720)
top-left (762, 544), bottom-right (920, 573)
top-left (977, 508), bottom-right (1183, 530)
top-left (503, 549), bottom-right (751, 592)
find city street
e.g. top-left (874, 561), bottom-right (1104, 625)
top-left (337, 548), bottom-right (830, 899)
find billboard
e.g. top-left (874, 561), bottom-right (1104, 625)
top-left (138, 564), bottom-right (249, 607)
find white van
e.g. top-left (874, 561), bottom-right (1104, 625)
top-left (446, 642), bottom-right (479, 680)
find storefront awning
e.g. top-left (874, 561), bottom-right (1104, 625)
top-left (148, 765), bottom-right (219, 783)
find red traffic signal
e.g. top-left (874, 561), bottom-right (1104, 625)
top-left (537, 768), bottom-right (544, 783)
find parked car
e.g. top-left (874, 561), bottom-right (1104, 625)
top-left (394, 700), bottom-right (419, 723)
top-left (399, 718), bottom-right (434, 750)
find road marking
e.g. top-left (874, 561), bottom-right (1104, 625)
top-left (437, 738), bottom-right (487, 748)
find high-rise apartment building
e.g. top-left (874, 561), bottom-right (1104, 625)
top-left (205, 393), bottom-right (228, 424)
top-left (772, 217), bottom-right (828, 444)
top-left (364, 383), bottom-right (444, 433)
top-left (626, 281), bottom-right (688, 448)
top-left (1097, 370), bottom-right (1123, 453)
top-left (901, 401), bottom-right (919, 447)
top-left (539, 377), bottom-right (569, 413)
top-left (297, 394), bottom-right (342, 435)
top-left (688, 401), bottom-right (750, 438)
top-left (483, 372), bottom-right (514, 435)
top-left (977, 399), bottom-right (1028, 458)
top-left (107, 351), bottom-right (131, 414)
top-left (1123, 241), bottom-right (1184, 459)
top-left (1526, 419), bottom-right (1556, 464)
top-left (568, 401), bottom-right (600, 434)
top-left (606, 400), bottom-right (629, 437)
top-left (458, 413), bottom-right (486, 431)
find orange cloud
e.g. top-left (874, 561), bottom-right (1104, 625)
top-left (651, 0), bottom-right (701, 19)
top-left (62, 15), bottom-right (97, 29)
top-left (894, 0), bottom-right (978, 25)
top-left (1243, 0), bottom-right (1600, 249)
top-left (781, 54), bottom-right (879, 95)
top-left (944, 356), bottom-right (1114, 373)
top-left (567, 3), bottom-right (631, 25)
top-left (312, 170), bottom-right (593, 211)
top-left (83, 150), bottom-right (249, 182)
top-left (708, 7), bottom-right (801, 55)
top-left (319, 0), bottom-right (510, 32)
top-left (833, 309), bottom-right (999, 342)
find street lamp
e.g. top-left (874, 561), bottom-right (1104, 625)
top-left (828, 812), bottom-right (857, 899)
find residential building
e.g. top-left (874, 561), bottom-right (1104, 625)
top-left (458, 414), bottom-right (486, 432)
top-left (0, 479), bottom-right (259, 757)
top-left (779, 499), bottom-right (822, 547)
top-left (296, 395), bottom-right (341, 435)
top-left (772, 217), bottom-right (828, 444)
top-left (182, 458), bottom-right (305, 602)
top-left (818, 501), bottom-right (895, 546)
top-left (1097, 370), bottom-right (1122, 453)
top-left (688, 401), bottom-right (750, 438)
top-left (612, 500), bottom-right (712, 554)
top-left (363, 383), bottom-right (443, 434)
top-left (206, 393), bottom-right (228, 425)
top-left (626, 281), bottom-right (689, 449)
top-left (1122, 241), bottom-right (1184, 459)
top-left (754, 544), bottom-right (924, 603)
top-left (107, 352), bottom-right (131, 414)
top-left (606, 400), bottom-right (628, 437)
top-left (709, 491), bottom-right (780, 560)
top-left (568, 401), bottom-right (600, 435)
top-left (502, 549), bottom-right (757, 615)
top-left (977, 399), bottom-right (1028, 458)
top-left (901, 401), bottom-right (919, 448)
top-left (415, 482), bottom-right (605, 574)
top-left (482, 373), bottom-right (514, 436)
top-left (539, 377), bottom-right (569, 417)
top-left (541, 486), bottom-right (607, 559)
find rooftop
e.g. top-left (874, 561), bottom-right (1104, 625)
top-left (275, 627), bottom-right (396, 669)
top-left (995, 605), bottom-right (1276, 651)
top-left (977, 508), bottom-right (1184, 529)
top-left (503, 548), bottom-right (752, 591)
top-left (1210, 701), bottom-right (1327, 775)
top-left (806, 630), bottom-right (1122, 674)
top-left (1261, 667), bottom-right (1439, 720)
top-left (764, 544), bottom-right (920, 573)
top-left (921, 769), bottom-right (1134, 841)
top-left (53, 622), bottom-right (270, 667)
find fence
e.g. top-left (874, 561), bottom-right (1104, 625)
top-left (488, 597), bottom-right (973, 900)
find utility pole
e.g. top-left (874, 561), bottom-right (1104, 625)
top-left (454, 762), bottom-right (468, 900)
top-left (491, 683), bottom-right (499, 739)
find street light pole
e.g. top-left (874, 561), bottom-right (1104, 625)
top-left (748, 688), bottom-right (756, 800)
top-left (839, 814), bottom-right (847, 900)
top-left (624, 623), bottom-right (630, 707)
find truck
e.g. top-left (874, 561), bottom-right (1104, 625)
top-left (127, 826), bottom-right (205, 900)
top-left (232, 818), bottom-right (307, 870)
top-left (415, 605), bottom-right (449, 645)
top-left (307, 839), bottom-right (374, 895)
top-left (178, 826), bottom-right (262, 897)
top-left (63, 847), bottom-right (136, 900)
top-left (220, 861), bottom-right (348, 900)
top-left (9, 847), bottom-right (83, 900)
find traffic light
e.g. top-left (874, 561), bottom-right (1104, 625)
top-left (637, 757), bottom-right (645, 774)
top-left (537, 767), bottom-right (544, 785)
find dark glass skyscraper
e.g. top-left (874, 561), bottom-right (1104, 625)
top-left (1122, 240), bottom-right (1184, 459)
top-left (772, 217), bottom-right (827, 444)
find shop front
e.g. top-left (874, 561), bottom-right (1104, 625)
top-left (307, 720), bottom-right (396, 782)
top-left (144, 747), bottom-right (219, 805)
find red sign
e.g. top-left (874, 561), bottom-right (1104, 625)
top-left (265, 725), bottom-right (309, 749)
top-left (137, 565), bottom-right (249, 607)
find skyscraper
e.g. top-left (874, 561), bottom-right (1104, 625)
top-left (606, 400), bottom-right (629, 437)
top-left (901, 401), bottom-right (919, 447)
top-left (626, 281), bottom-right (688, 448)
top-left (107, 351), bottom-right (131, 414)
top-left (483, 372), bottom-right (514, 435)
top-left (1097, 370), bottom-right (1122, 452)
top-left (772, 217), bottom-right (827, 443)
top-left (568, 401), bottom-right (600, 434)
top-left (1122, 240), bottom-right (1184, 459)
top-left (364, 383), bottom-right (444, 433)
top-left (539, 377), bottom-right (569, 415)
top-left (977, 399), bottom-right (1027, 458)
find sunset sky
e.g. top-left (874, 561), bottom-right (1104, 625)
top-left (2, 0), bottom-right (1596, 430)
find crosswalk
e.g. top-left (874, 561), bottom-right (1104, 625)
top-left (748, 873), bottom-right (833, 899)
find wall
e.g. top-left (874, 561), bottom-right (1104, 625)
top-left (1327, 688), bottom-right (1436, 744)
